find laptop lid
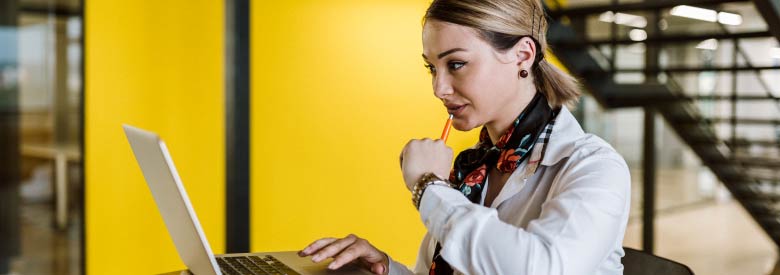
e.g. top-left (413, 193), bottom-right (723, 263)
top-left (123, 124), bottom-right (221, 275)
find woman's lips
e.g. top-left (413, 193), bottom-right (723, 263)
top-left (447, 104), bottom-right (467, 116)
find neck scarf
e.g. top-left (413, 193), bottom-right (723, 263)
top-left (430, 92), bottom-right (554, 275)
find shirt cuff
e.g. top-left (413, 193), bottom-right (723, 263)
top-left (386, 254), bottom-right (413, 275)
top-left (418, 185), bottom-right (472, 240)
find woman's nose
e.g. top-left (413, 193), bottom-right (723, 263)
top-left (433, 74), bottom-right (454, 100)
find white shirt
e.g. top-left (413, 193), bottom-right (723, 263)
top-left (388, 106), bottom-right (631, 275)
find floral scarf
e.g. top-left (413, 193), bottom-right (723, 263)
top-left (430, 92), bottom-right (554, 275)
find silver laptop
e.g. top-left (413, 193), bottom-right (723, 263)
top-left (123, 125), bottom-right (372, 275)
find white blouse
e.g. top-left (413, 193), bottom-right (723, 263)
top-left (388, 106), bottom-right (631, 275)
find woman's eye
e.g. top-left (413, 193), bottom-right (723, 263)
top-left (448, 61), bottom-right (466, 71)
top-left (424, 64), bottom-right (436, 75)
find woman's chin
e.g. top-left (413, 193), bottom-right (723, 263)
top-left (453, 120), bottom-right (479, 132)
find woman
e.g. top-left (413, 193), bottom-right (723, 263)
top-left (298, 0), bottom-right (631, 274)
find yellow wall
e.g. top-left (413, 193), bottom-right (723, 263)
top-left (85, 0), bottom-right (224, 274)
top-left (251, 1), bottom-right (480, 266)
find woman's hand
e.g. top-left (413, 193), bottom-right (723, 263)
top-left (298, 234), bottom-right (389, 275)
top-left (400, 138), bottom-right (453, 190)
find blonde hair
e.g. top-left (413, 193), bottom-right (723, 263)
top-left (424, 0), bottom-right (581, 108)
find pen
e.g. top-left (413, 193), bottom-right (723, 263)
top-left (440, 114), bottom-right (453, 143)
top-left (400, 114), bottom-right (454, 169)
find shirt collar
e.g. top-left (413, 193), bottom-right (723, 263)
top-left (491, 106), bottom-right (584, 208)
top-left (539, 105), bottom-right (585, 166)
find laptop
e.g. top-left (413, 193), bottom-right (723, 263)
top-left (123, 125), bottom-right (372, 275)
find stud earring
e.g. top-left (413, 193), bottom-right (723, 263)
top-left (519, 69), bottom-right (529, 78)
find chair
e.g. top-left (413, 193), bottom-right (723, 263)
top-left (622, 247), bottom-right (694, 275)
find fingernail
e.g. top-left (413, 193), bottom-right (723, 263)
top-left (312, 255), bottom-right (320, 262)
top-left (328, 262), bottom-right (336, 269)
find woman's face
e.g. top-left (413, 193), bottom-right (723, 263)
top-left (422, 20), bottom-right (528, 131)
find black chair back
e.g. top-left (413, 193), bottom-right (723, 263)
top-left (622, 247), bottom-right (694, 275)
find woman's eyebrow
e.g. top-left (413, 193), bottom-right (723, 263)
top-left (422, 48), bottom-right (468, 60)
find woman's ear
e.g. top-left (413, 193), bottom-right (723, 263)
top-left (514, 37), bottom-right (537, 70)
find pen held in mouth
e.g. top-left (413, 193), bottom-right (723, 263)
top-left (441, 114), bottom-right (453, 143)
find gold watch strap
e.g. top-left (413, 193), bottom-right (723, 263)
top-left (412, 173), bottom-right (451, 209)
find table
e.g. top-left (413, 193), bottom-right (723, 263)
top-left (21, 143), bottom-right (81, 230)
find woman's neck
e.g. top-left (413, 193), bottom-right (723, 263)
top-left (485, 85), bottom-right (536, 145)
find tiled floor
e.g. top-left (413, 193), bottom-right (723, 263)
top-left (624, 167), bottom-right (777, 275)
top-left (624, 199), bottom-right (777, 275)
top-left (623, 167), bottom-right (780, 275)
top-left (6, 202), bottom-right (81, 275)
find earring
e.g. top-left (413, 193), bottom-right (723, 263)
top-left (519, 69), bottom-right (529, 78)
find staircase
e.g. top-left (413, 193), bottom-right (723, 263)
top-left (545, 0), bottom-right (780, 247)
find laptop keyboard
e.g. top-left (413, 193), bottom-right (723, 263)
top-left (217, 255), bottom-right (301, 275)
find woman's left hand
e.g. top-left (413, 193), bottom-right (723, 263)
top-left (400, 138), bottom-right (453, 191)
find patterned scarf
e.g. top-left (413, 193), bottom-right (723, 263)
top-left (430, 92), bottom-right (554, 275)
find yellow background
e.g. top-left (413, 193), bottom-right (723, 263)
top-left (83, 0), bottom-right (568, 273)
top-left (85, 0), bottom-right (225, 273)
top-left (250, 1), bottom-right (480, 266)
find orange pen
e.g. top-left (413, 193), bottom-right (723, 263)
top-left (440, 114), bottom-right (453, 143)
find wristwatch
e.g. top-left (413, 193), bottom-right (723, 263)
top-left (411, 172), bottom-right (452, 210)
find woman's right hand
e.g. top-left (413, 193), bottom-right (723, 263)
top-left (297, 234), bottom-right (389, 275)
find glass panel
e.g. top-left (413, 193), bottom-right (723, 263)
top-left (0, 0), bottom-right (82, 274)
top-left (580, 95), bottom-right (718, 216)
top-left (556, 1), bottom-right (779, 272)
